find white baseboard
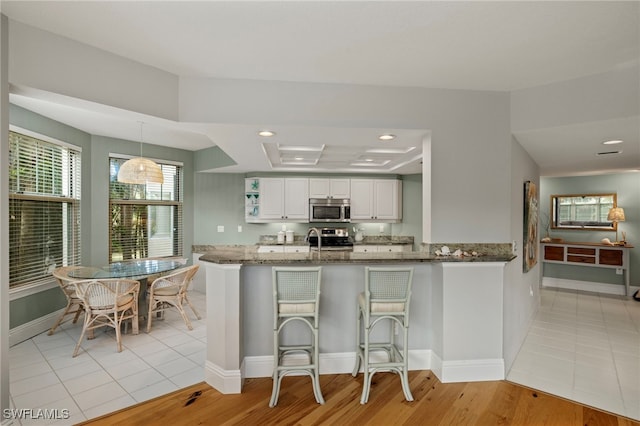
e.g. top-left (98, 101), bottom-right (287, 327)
top-left (9, 309), bottom-right (64, 347)
top-left (438, 358), bottom-right (505, 383)
top-left (204, 360), bottom-right (242, 394)
top-left (542, 277), bottom-right (626, 296)
top-left (243, 349), bottom-right (433, 379)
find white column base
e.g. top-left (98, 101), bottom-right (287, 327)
top-left (205, 360), bottom-right (243, 394)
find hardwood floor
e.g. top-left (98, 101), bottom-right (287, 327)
top-left (79, 371), bottom-right (639, 426)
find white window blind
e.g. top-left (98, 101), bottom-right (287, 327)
top-left (109, 158), bottom-right (183, 262)
top-left (9, 131), bottom-right (81, 287)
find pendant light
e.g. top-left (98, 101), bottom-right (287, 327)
top-left (117, 121), bottom-right (164, 184)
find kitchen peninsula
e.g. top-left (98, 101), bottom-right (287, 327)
top-left (198, 245), bottom-right (515, 395)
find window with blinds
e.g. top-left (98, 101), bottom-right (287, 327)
top-left (109, 157), bottom-right (183, 262)
top-left (9, 131), bottom-right (82, 288)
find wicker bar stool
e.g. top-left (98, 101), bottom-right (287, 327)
top-left (352, 266), bottom-right (414, 404)
top-left (269, 266), bottom-right (324, 407)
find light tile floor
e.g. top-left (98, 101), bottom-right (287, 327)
top-left (9, 291), bottom-right (207, 425)
top-left (508, 288), bottom-right (640, 421)
top-left (9, 288), bottom-right (640, 423)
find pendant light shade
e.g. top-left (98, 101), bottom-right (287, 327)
top-left (117, 157), bottom-right (164, 184)
top-left (117, 122), bottom-right (164, 185)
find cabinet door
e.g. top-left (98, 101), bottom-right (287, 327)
top-left (330, 179), bottom-right (351, 198)
top-left (374, 180), bottom-right (401, 220)
top-left (350, 179), bottom-right (374, 219)
top-left (257, 245), bottom-right (285, 253)
top-left (353, 245), bottom-right (378, 253)
top-left (379, 245), bottom-right (406, 253)
top-left (284, 245), bottom-right (310, 253)
top-left (284, 178), bottom-right (309, 220)
top-left (309, 178), bottom-right (331, 198)
top-left (309, 178), bottom-right (351, 198)
top-left (259, 178), bottom-right (285, 220)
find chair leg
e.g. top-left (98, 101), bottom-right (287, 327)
top-left (73, 314), bottom-right (91, 357)
top-left (400, 324), bottom-right (414, 401)
top-left (311, 324), bottom-right (325, 405)
top-left (184, 295), bottom-right (202, 320)
top-left (72, 304), bottom-right (84, 323)
top-left (360, 323), bottom-right (371, 404)
top-left (48, 302), bottom-right (72, 335)
top-left (352, 304), bottom-right (362, 377)
top-left (269, 328), bottom-right (280, 407)
top-left (175, 301), bottom-right (194, 330)
top-left (146, 299), bottom-right (156, 333)
top-left (115, 311), bottom-right (123, 353)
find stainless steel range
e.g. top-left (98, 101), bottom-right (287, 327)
top-left (306, 227), bottom-right (354, 251)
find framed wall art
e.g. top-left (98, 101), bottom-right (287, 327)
top-left (523, 180), bottom-right (538, 272)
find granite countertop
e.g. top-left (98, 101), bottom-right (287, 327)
top-left (197, 245), bottom-right (516, 265)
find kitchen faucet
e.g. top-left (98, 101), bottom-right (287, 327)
top-left (306, 227), bottom-right (322, 252)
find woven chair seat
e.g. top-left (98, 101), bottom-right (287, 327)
top-left (152, 285), bottom-right (180, 296)
top-left (279, 302), bottom-right (315, 314)
top-left (357, 292), bottom-right (405, 313)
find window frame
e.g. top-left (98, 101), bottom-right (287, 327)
top-left (550, 193), bottom-right (617, 231)
top-left (8, 127), bottom-right (82, 290)
top-left (108, 154), bottom-right (184, 263)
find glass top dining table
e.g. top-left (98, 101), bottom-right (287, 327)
top-left (68, 259), bottom-right (184, 280)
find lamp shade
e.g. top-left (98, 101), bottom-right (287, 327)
top-left (607, 207), bottom-right (625, 222)
top-left (117, 157), bottom-right (164, 184)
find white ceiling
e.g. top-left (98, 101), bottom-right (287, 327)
top-left (2, 1), bottom-right (639, 176)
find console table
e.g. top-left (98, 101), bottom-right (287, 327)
top-left (541, 241), bottom-right (633, 296)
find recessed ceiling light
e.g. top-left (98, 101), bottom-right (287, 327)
top-left (602, 139), bottom-right (623, 145)
top-left (378, 134), bottom-right (395, 141)
top-left (258, 130), bottom-right (276, 137)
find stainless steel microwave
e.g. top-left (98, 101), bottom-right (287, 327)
top-left (309, 198), bottom-right (351, 223)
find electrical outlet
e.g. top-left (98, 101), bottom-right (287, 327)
top-left (379, 224), bottom-right (385, 233)
top-left (512, 240), bottom-right (518, 254)
top-left (217, 225), bottom-right (224, 233)
top-left (616, 268), bottom-right (623, 275)
top-left (237, 225), bottom-right (242, 233)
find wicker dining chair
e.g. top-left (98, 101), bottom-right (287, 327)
top-left (146, 264), bottom-right (201, 332)
top-left (72, 278), bottom-right (140, 357)
top-left (48, 266), bottom-right (85, 335)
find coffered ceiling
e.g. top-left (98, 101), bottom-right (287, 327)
top-left (3, 1), bottom-right (639, 176)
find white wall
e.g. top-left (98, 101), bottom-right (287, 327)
top-left (0, 13), bottom-right (10, 419)
top-left (9, 21), bottom-right (179, 121)
top-left (504, 136), bottom-right (541, 371)
top-left (511, 63), bottom-right (639, 131)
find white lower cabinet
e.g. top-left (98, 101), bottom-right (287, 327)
top-left (353, 244), bottom-right (411, 253)
top-left (257, 245), bottom-right (285, 253)
top-left (353, 245), bottom-right (379, 253)
top-left (284, 245), bottom-right (310, 253)
top-left (258, 245), bottom-right (310, 254)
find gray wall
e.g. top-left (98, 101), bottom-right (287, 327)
top-left (540, 173), bottom-right (639, 287)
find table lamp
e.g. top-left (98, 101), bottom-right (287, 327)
top-left (607, 207), bottom-right (625, 245)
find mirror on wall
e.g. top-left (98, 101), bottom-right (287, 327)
top-left (550, 193), bottom-right (617, 231)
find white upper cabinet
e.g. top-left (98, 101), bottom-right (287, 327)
top-left (308, 178), bottom-right (351, 199)
top-left (259, 178), bottom-right (309, 221)
top-left (350, 179), bottom-right (402, 222)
